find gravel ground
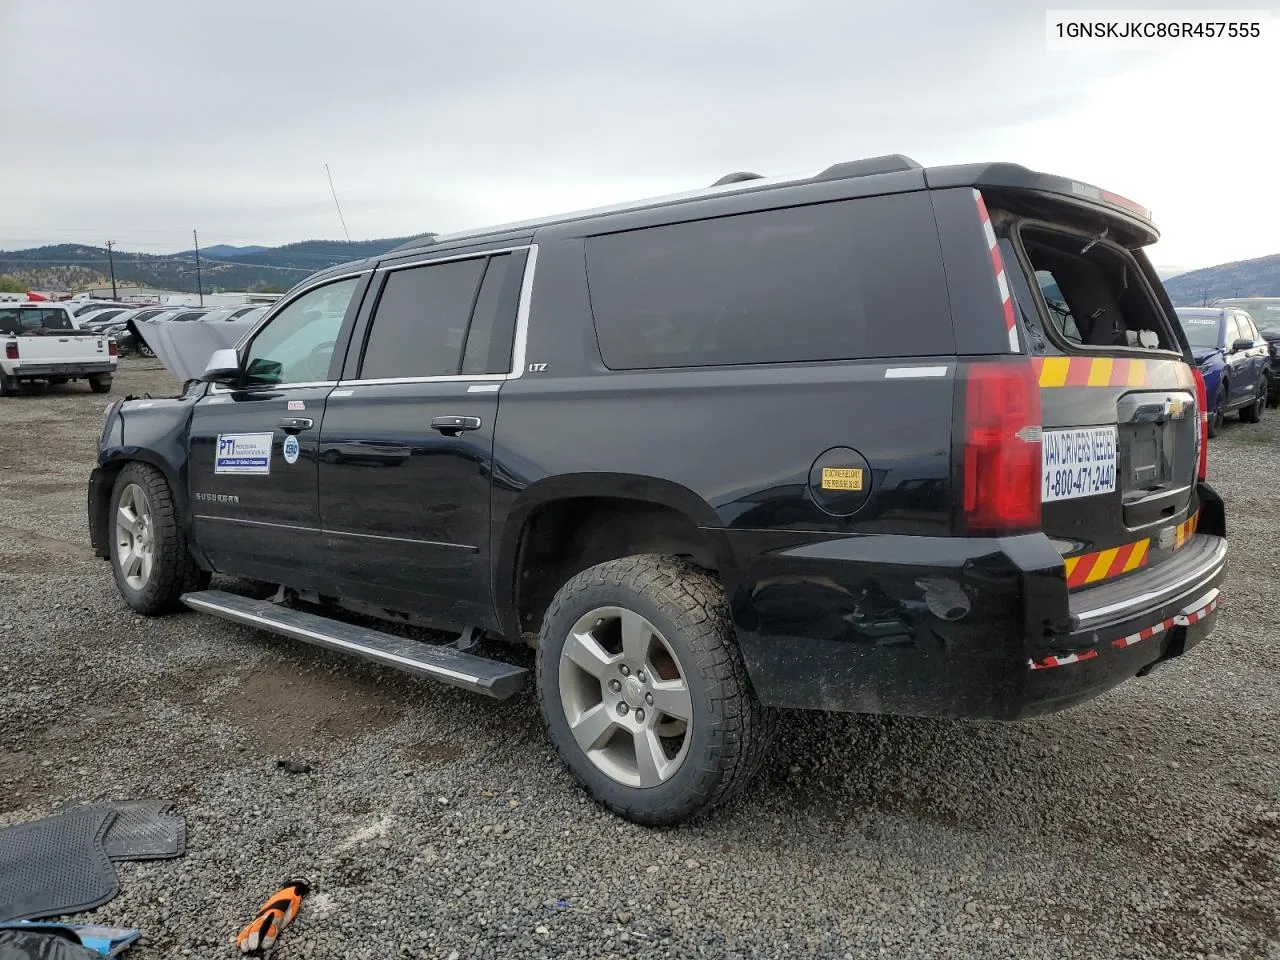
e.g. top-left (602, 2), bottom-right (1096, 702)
top-left (0, 359), bottom-right (1277, 960)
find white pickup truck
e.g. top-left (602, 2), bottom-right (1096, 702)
top-left (0, 303), bottom-right (117, 396)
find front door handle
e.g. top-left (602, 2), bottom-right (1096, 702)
top-left (277, 417), bottom-right (313, 433)
top-left (431, 415), bottom-right (482, 434)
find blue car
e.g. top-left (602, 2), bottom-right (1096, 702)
top-left (1175, 307), bottom-right (1270, 436)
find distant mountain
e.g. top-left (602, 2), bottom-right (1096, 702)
top-left (0, 236), bottom-right (423, 294)
top-left (1163, 253), bottom-right (1280, 306)
top-left (185, 244), bottom-right (270, 258)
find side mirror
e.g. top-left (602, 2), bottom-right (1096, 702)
top-left (201, 347), bottom-right (241, 384)
top-left (1231, 338), bottom-right (1253, 353)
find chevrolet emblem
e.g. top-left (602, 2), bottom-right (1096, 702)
top-left (1165, 398), bottom-right (1187, 419)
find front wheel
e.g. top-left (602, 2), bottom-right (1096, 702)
top-left (1240, 378), bottom-right (1266, 423)
top-left (535, 555), bottom-right (774, 826)
top-left (108, 462), bottom-right (209, 615)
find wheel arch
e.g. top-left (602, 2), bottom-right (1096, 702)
top-left (91, 451), bottom-right (209, 568)
top-left (494, 473), bottom-right (740, 640)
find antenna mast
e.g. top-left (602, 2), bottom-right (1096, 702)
top-left (325, 163), bottom-right (355, 257)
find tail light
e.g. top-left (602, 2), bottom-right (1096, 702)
top-left (108, 339), bottom-right (119, 357)
top-left (4, 342), bottom-right (16, 360)
top-left (962, 361), bottom-right (1043, 534)
top-left (1191, 367), bottom-right (1208, 480)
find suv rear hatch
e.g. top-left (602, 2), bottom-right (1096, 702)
top-left (951, 170), bottom-right (1202, 592)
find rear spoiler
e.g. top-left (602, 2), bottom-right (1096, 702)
top-left (925, 162), bottom-right (1158, 247)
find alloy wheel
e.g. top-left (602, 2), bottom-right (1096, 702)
top-left (115, 483), bottom-right (155, 591)
top-left (557, 606), bottom-right (693, 788)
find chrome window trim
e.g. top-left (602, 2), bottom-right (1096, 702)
top-left (377, 244), bottom-right (530, 273)
top-left (208, 380), bottom-right (337, 395)
top-left (335, 243), bottom-right (538, 388)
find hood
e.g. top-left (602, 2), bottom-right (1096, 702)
top-left (1191, 346), bottom-right (1220, 365)
top-left (128, 317), bottom-right (258, 383)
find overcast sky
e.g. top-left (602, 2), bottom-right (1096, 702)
top-left (1, 0), bottom-right (1277, 274)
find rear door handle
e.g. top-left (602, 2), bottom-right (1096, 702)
top-left (277, 417), bottom-right (313, 432)
top-left (431, 415), bottom-right (482, 433)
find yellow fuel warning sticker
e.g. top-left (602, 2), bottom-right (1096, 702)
top-left (821, 467), bottom-right (864, 491)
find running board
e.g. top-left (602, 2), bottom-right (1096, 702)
top-left (181, 589), bottom-right (527, 700)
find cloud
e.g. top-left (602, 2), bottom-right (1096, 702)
top-left (1, 0), bottom-right (1272, 270)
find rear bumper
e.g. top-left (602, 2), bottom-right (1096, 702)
top-left (728, 483), bottom-right (1227, 720)
top-left (11, 362), bottom-right (114, 377)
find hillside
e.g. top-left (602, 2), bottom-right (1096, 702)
top-left (0, 236), bottom-right (424, 294)
top-left (1162, 252), bottom-right (1280, 305)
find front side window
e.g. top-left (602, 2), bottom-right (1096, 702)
top-left (244, 277), bottom-right (360, 385)
top-left (1035, 269), bottom-right (1083, 343)
top-left (1225, 315), bottom-right (1241, 346)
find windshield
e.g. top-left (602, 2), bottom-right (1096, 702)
top-left (1216, 299), bottom-right (1280, 335)
top-left (1177, 312), bottom-right (1221, 348)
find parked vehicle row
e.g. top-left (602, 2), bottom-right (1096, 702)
top-left (75, 304), bottom-right (266, 356)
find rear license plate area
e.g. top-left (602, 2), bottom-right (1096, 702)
top-left (1041, 426), bottom-right (1118, 503)
top-left (1121, 421), bottom-right (1171, 495)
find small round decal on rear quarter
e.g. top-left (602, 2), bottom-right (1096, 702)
top-left (282, 435), bottom-right (300, 465)
top-left (807, 447), bottom-right (873, 517)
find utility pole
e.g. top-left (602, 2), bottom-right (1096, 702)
top-left (105, 240), bottom-right (117, 300)
top-left (193, 229), bottom-right (203, 306)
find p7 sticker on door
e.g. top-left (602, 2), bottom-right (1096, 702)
top-left (215, 433), bottom-right (273, 475)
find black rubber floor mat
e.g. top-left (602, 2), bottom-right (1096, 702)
top-left (0, 928), bottom-right (102, 960)
top-left (93, 802), bottom-right (185, 862)
top-left (0, 808), bottom-right (119, 923)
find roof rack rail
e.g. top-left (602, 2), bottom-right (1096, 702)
top-left (711, 171), bottom-right (764, 187)
top-left (814, 154), bottom-right (922, 182)
top-left (387, 232), bottom-right (439, 254)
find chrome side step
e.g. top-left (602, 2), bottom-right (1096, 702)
top-left (181, 589), bottom-right (527, 700)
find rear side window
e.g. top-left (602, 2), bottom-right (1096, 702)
top-left (360, 258), bottom-right (485, 379)
top-left (585, 193), bottom-right (953, 369)
top-left (359, 253), bottom-right (521, 380)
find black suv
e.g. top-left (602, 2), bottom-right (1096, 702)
top-left (88, 156), bottom-right (1228, 825)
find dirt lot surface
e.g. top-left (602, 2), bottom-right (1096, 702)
top-left (1, 358), bottom-right (1277, 959)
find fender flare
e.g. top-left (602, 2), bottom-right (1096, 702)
top-left (492, 472), bottom-right (739, 637)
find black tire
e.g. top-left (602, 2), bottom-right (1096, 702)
top-left (1239, 379), bottom-right (1266, 423)
top-left (108, 462), bottom-right (209, 615)
top-left (89, 374), bottom-right (112, 394)
top-left (0, 374), bottom-right (15, 397)
top-left (535, 554), bottom-right (775, 826)
top-left (1208, 384), bottom-right (1226, 438)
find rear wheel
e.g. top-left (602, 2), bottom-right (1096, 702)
top-left (0, 374), bottom-right (15, 397)
top-left (1240, 378), bottom-right (1266, 423)
top-left (1208, 384), bottom-right (1226, 437)
top-left (535, 555), bottom-right (774, 826)
top-left (109, 462), bottom-right (209, 615)
top-left (89, 374), bottom-right (112, 394)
